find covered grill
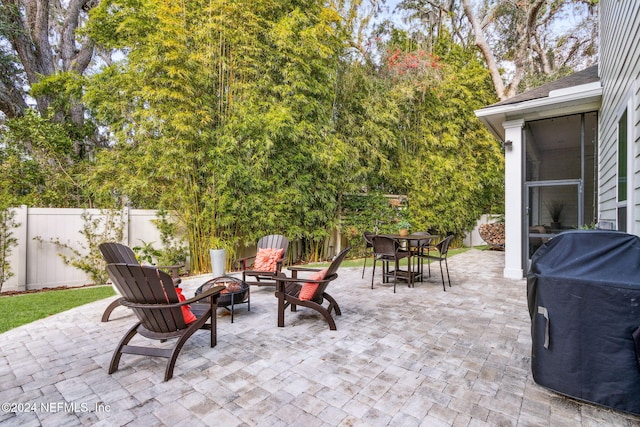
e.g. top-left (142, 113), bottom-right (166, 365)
top-left (527, 230), bottom-right (640, 415)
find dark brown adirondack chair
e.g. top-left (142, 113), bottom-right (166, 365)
top-left (275, 247), bottom-right (351, 331)
top-left (238, 234), bottom-right (289, 286)
top-left (99, 242), bottom-right (182, 322)
top-left (105, 263), bottom-right (225, 381)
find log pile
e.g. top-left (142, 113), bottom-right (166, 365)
top-left (479, 222), bottom-right (505, 250)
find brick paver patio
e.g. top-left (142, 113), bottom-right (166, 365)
top-left (1, 249), bottom-right (639, 426)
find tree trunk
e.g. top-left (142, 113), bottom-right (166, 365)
top-left (461, 0), bottom-right (507, 100)
top-left (462, 0), bottom-right (550, 101)
top-left (0, 0), bottom-right (97, 125)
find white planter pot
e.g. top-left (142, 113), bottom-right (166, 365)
top-left (209, 249), bottom-right (226, 277)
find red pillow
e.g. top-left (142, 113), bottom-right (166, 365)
top-left (175, 287), bottom-right (197, 324)
top-left (299, 269), bottom-right (327, 301)
top-left (253, 248), bottom-right (284, 272)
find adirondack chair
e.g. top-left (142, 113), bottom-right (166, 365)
top-left (105, 263), bottom-right (225, 381)
top-left (238, 234), bottom-right (289, 286)
top-left (275, 247), bottom-right (351, 330)
top-left (99, 242), bottom-right (182, 322)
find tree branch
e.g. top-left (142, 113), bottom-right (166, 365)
top-left (0, 79), bottom-right (28, 118)
top-left (504, 0), bottom-right (545, 97)
top-left (461, 0), bottom-right (507, 100)
top-left (60, 0), bottom-right (95, 73)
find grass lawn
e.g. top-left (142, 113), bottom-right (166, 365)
top-left (0, 285), bottom-right (116, 334)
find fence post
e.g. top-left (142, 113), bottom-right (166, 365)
top-left (122, 205), bottom-right (130, 245)
top-left (9, 205), bottom-right (28, 292)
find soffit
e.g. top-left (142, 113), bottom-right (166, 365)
top-left (475, 66), bottom-right (602, 141)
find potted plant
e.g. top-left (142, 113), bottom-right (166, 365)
top-left (209, 237), bottom-right (227, 278)
top-left (545, 200), bottom-right (564, 229)
top-left (397, 219), bottom-right (411, 237)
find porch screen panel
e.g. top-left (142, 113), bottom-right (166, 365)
top-left (525, 112), bottom-right (597, 226)
top-left (525, 115), bottom-right (583, 182)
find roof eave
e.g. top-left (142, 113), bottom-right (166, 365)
top-left (475, 83), bottom-right (603, 142)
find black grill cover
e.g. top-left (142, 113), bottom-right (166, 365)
top-left (527, 230), bottom-right (640, 415)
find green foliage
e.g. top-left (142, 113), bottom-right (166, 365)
top-left (330, 28), bottom-right (504, 241)
top-left (1, 1), bottom-right (506, 274)
top-left (153, 209), bottom-right (189, 267)
top-left (0, 109), bottom-right (96, 207)
top-left (31, 73), bottom-right (84, 123)
top-left (0, 286), bottom-right (116, 333)
top-left (85, 0), bottom-right (350, 269)
top-left (332, 60), bottom-right (401, 191)
top-left (340, 193), bottom-right (407, 255)
top-left (132, 240), bottom-right (161, 265)
top-left (0, 208), bottom-right (18, 292)
top-left (397, 219), bottom-right (411, 230)
top-left (380, 35), bottom-right (504, 236)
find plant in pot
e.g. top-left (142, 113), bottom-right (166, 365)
top-left (545, 200), bottom-right (564, 230)
top-left (209, 237), bottom-right (227, 278)
top-left (397, 219), bottom-right (411, 237)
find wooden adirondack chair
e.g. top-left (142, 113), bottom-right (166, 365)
top-left (99, 242), bottom-right (182, 322)
top-left (275, 247), bottom-right (351, 330)
top-left (105, 263), bottom-right (225, 381)
top-left (238, 234), bottom-right (289, 286)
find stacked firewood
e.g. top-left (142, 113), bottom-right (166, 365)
top-left (479, 222), bottom-right (505, 250)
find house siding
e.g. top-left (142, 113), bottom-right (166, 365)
top-left (599, 1), bottom-right (640, 233)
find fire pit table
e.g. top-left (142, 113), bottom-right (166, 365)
top-left (195, 276), bottom-right (250, 323)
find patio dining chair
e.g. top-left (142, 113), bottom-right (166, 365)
top-left (274, 247), bottom-right (351, 330)
top-left (238, 234), bottom-right (289, 286)
top-left (406, 231), bottom-right (434, 280)
top-left (361, 231), bottom-right (375, 278)
top-left (415, 234), bottom-right (454, 291)
top-left (105, 263), bottom-right (225, 381)
top-left (371, 236), bottom-right (412, 293)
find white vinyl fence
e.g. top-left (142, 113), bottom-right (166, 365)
top-left (3, 206), bottom-right (174, 292)
top-left (1, 205), bottom-right (494, 293)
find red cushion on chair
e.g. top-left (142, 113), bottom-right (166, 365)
top-left (253, 248), bottom-right (284, 272)
top-left (175, 287), bottom-right (197, 324)
top-left (299, 269), bottom-right (327, 301)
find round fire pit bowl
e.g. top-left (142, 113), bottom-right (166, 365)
top-left (196, 276), bottom-right (250, 323)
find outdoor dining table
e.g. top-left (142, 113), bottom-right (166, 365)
top-left (377, 233), bottom-right (436, 284)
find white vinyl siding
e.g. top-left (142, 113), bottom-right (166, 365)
top-left (599, 1), bottom-right (640, 233)
top-left (634, 82), bottom-right (640, 234)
